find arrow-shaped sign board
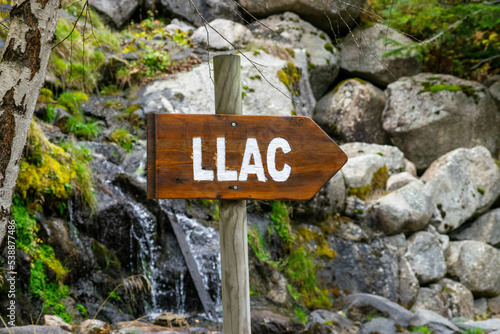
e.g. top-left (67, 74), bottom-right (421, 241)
top-left (147, 113), bottom-right (347, 200)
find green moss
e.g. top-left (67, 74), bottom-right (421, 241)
top-left (461, 328), bottom-right (484, 334)
top-left (371, 166), bottom-right (389, 191)
top-left (16, 121), bottom-right (96, 211)
top-left (324, 43), bottom-right (334, 53)
top-left (271, 201), bottom-right (293, 248)
top-left (110, 128), bottom-right (133, 152)
top-left (286, 247), bottom-right (331, 309)
top-left (418, 82), bottom-right (479, 102)
top-left (248, 227), bottom-right (272, 263)
top-left (13, 196), bottom-right (72, 323)
top-left (316, 239), bottom-right (336, 260)
top-left (348, 185), bottom-right (371, 200)
top-left (308, 61), bottom-right (316, 70)
top-left (278, 62), bottom-right (302, 96)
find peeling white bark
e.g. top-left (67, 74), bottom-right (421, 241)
top-left (0, 0), bottom-right (60, 249)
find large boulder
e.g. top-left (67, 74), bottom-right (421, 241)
top-left (446, 241), bottom-right (500, 297)
top-left (89, 0), bottom-right (138, 28)
top-left (405, 231), bottom-right (446, 284)
top-left (383, 73), bottom-right (500, 169)
top-left (292, 172), bottom-right (346, 222)
top-left (313, 79), bottom-right (388, 144)
top-left (132, 51), bottom-right (315, 117)
top-left (340, 154), bottom-right (387, 200)
top-left (238, 0), bottom-right (366, 36)
top-left (191, 19), bottom-right (253, 50)
top-left (339, 24), bottom-right (422, 86)
top-left (411, 279), bottom-right (474, 320)
top-left (340, 142), bottom-right (405, 175)
top-left (159, 0), bottom-right (241, 27)
top-left (421, 146), bottom-right (500, 233)
top-left (318, 237), bottom-right (399, 301)
top-left (250, 12), bottom-right (340, 99)
top-left (369, 180), bottom-right (434, 235)
top-left (450, 208), bottom-right (500, 247)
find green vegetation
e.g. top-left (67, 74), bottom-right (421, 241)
top-left (270, 201), bottom-right (293, 249)
top-left (294, 306), bottom-right (308, 324)
top-left (110, 128), bottom-right (134, 152)
top-left (16, 121), bottom-right (96, 212)
top-left (66, 116), bottom-right (102, 140)
top-left (13, 195), bottom-right (72, 323)
top-left (324, 43), bottom-right (335, 54)
top-left (278, 62), bottom-right (302, 96)
top-left (76, 304), bottom-right (88, 317)
top-left (461, 329), bottom-right (484, 334)
top-left (410, 325), bottom-right (433, 333)
top-left (369, 0), bottom-right (500, 79)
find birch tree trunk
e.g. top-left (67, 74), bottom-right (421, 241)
top-left (0, 0), bottom-right (60, 250)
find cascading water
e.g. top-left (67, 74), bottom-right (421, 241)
top-left (174, 210), bottom-right (223, 315)
top-left (130, 201), bottom-right (163, 312)
top-left (158, 199), bottom-right (223, 317)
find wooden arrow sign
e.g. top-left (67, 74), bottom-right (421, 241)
top-left (147, 113), bottom-right (347, 200)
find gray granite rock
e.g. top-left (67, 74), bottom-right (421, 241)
top-left (446, 241), bottom-right (500, 297)
top-left (422, 146), bottom-right (500, 233)
top-left (192, 19), bottom-right (252, 50)
top-left (313, 79), bottom-right (388, 144)
top-left (250, 12), bottom-right (340, 99)
top-left (369, 180), bottom-right (433, 235)
top-left (405, 231), bottom-right (446, 284)
top-left (383, 73), bottom-right (500, 169)
top-left (451, 208), bottom-right (500, 247)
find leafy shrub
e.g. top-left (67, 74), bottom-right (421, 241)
top-left (368, 0), bottom-right (500, 79)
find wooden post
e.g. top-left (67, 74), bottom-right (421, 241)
top-left (214, 55), bottom-right (251, 334)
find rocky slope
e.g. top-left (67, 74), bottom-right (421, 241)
top-left (1, 1), bottom-right (500, 333)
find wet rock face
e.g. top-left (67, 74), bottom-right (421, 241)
top-left (383, 73), bottom-right (500, 170)
top-left (339, 24), bottom-right (422, 86)
top-left (446, 241), bottom-right (500, 297)
top-left (421, 146), bottom-right (500, 233)
top-left (318, 237), bottom-right (399, 301)
top-left (313, 79), bottom-right (388, 144)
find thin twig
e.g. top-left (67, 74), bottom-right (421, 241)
top-left (52, 0), bottom-right (87, 49)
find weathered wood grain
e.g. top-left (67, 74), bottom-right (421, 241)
top-left (215, 55), bottom-right (251, 334)
top-left (146, 114), bottom-right (347, 200)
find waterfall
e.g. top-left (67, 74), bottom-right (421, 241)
top-left (174, 211), bottom-right (223, 316)
top-left (130, 201), bottom-right (162, 313)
